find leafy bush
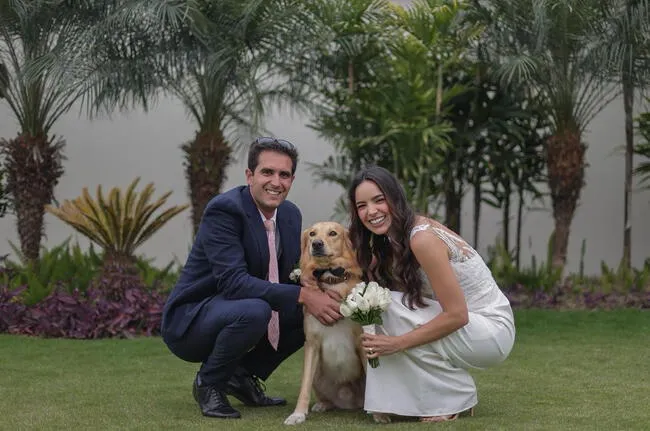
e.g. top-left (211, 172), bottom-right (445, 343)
top-left (0, 283), bottom-right (165, 339)
top-left (489, 237), bottom-right (650, 310)
top-left (1, 239), bottom-right (180, 305)
top-left (486, 235), bottom-right (563, 292)
top-left (1, 239), bottom-right (101, 305)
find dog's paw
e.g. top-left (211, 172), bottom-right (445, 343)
top-left (372, 413), bottom-right (392, 424)
top-left (311, 401), bottom-right (334, 413)
top-left (284, 412), bottom-right (307, 425)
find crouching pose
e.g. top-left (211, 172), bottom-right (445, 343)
top-left (348, 166), bottom-right (516, 423)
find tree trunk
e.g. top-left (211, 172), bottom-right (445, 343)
top-left (182, 130), bottom-right (232, 236)
top-left (502, 182), bottom-right (511, 253)
top-left (444, 185), bottom-right (462, 234)
top-left (473, 178), bottom-right (481, 248)
top-left (0, 134), bottom-right (65, 263)
top-left (516, 190), bottom-right (524, 270)
top-left (622, 75), bottom-right (634, 269)
top-left (546, 128), bottom-right (585, 270)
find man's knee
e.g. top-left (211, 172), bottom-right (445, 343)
top-left (233, 298), bottom-right (272, 326)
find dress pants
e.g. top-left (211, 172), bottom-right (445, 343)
top-left (165, 294), bottom-right (305, 389)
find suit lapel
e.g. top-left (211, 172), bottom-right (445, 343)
top-left (242, 187), bottom-right (269, 276)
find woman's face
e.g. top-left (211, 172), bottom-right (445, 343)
top-left (354, 180), bottom-right (392, 235)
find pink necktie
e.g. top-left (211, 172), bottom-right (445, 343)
top-left (264, 219), bottom-right (280, 350)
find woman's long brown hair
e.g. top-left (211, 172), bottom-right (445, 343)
top-left (347, 166), bottom-right (427, 309)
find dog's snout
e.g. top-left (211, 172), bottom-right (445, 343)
top-left (312, 239), bottom-right (324, 249)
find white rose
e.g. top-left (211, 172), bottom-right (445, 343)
top-left (340, 302), bottom-right (354, 317)
top-left (378, 289), bottom-right (392, 309)
top-left (354, 292), bottom-right (370, 312)
top-left (289, 268), bottom-right (302, 282)
top-left (366, 281), bottom-right (380, 292)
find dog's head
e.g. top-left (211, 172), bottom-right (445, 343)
top-left (300, 221), bottom-right (359, 269)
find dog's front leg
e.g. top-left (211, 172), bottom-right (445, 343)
top-left (284, 339), bottom-right (321, 425)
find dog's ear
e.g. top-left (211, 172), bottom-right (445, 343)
top-left (300, 228), bottom-right (311, 263)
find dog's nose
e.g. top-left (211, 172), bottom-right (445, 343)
top-left (312, 239), bottom-right (324, 250)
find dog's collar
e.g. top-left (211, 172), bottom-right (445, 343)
top-left (313, 267), bottom-right (348, 284)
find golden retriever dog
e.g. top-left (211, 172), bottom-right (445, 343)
top-left (283, 221), bottom-right (367, 425)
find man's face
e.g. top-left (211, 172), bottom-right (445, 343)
top-left (246, 150), bottom-right (295, 218)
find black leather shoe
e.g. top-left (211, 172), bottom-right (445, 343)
top-left (193, 375), bottom-right (241, 418)
top-left (225, 369), bottom-right (286, 407)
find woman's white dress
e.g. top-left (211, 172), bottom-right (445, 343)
top-left (363, 223), bottom-right (516, 417)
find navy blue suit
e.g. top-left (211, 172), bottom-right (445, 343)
top-left (161, 185), bottom-right (304, 388)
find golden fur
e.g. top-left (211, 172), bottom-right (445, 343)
top-left (283, 222), bottom-right (367, 425)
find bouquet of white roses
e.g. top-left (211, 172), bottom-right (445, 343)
top-left (339, 281), bottom-right (392, 368)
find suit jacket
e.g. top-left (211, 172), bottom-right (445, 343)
top-left (161, 185), bottom-right (302, 343)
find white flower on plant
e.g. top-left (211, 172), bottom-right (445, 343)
top-left (289, 268), bottom-right (302, 283)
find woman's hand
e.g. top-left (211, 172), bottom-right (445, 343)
top-left (361, 333), bottom-right (404, 358)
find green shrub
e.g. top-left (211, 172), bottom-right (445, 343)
top-left (598, 259), bottom-right (650, 293)
top-left (1, 238), bottom-right (181, 305)
top-left (487, 234), bottom-right (563, 292)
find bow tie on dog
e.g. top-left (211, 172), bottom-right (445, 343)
top-left (312, 266), bottom-right (348, 283)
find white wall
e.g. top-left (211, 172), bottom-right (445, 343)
top-left (1, 94), bottom-right (649, 275)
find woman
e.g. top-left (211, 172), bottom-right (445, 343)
top-left (348, 166), bottom-right (515, 423)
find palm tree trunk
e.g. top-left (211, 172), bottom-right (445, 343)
top-left (0, 134), bottom-right (65, 263)
top-left (182, 130), bottom-right (232, 236)
top-left (547, 128), bottom-right (585, 270)
top-left (622, 75), bottom-right (634, 269)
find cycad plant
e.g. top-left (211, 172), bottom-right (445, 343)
top-left (45, 178), bottom-right (188, 299)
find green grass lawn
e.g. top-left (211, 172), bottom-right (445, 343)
top-left (1, 310), bottom-right (648, 430)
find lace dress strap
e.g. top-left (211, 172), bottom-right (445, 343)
top-left (409, 224), bottom-right (477, 262)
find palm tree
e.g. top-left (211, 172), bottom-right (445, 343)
top-left (474, 0), bottom-right (620, 271)
top-left (589, 0), bottom-right (650, 268)
top-left (0, 0), bottom-right (118, 263)
top-left (45, 0), bottom-right (317, 236)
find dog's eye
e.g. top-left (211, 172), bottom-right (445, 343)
top-left (309, 231), bottom-right (316, 237)
top-left (328, 231), bottom-right (337, 236)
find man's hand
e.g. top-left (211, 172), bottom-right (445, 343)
top-left (300, 271), bottom-right (319, 290)
top-left (298, 287), bottom-right (342, 326)
top-left (324, 289), bottom-right (342, 302)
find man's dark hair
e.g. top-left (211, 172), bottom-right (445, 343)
top-left (248, 137), bottom-right (299, 174)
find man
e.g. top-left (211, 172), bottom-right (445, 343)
top-left (161, 137), bottom-right (342, 419)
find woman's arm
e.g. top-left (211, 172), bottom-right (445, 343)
top-left (394, 231), bottom-right (469, 351)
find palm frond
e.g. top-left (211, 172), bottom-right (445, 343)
top-left (45, 178), bottom-right (188, 257)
